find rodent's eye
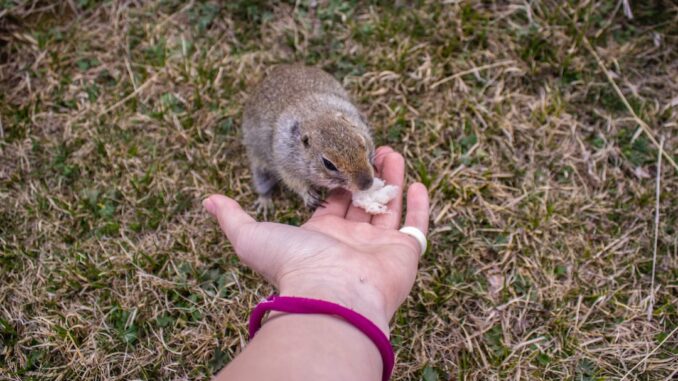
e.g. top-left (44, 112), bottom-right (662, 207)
top-left (322, 157), bottom-right (338, 171)
top-left (302, 135), bottom-right (309, 147)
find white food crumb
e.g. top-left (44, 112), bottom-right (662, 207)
top-left (351, 177), bottom-right (399, 214)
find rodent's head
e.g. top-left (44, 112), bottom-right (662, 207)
top-left (296, 113), bottom-right (375, 192)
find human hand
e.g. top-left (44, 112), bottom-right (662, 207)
top-left (203, 146), bottom-right (429, 334)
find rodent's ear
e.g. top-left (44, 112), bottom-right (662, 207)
top-left (290, 121), bottom-right (300, 137)
top-left (290, 120), bottom-right (308, 147)
top-left (359, 113), bottom-right (368, 125)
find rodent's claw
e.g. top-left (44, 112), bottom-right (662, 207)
top-left (303, 189), bottom-right (325, 211)
top-left (313, 199), bottom-right (328, 210)
top-left (254, 196), bottom-right (274, 216)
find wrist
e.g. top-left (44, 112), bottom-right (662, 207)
top-left (243, 312), bottom-right (384, 381)
top-left (248, 295), bottom-right (394, 381)
top-left (279, 279), bottom-right (390, 335)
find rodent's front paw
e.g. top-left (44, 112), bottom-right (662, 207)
top-left (254, 196), bottom-right (274, 216)
top-left (303, 189), bottom-right (326, 211)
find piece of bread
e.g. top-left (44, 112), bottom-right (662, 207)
top-left (351, 178), bottom-right (398, 214)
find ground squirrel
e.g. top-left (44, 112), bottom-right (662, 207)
top-left (242, 64), bottom-right (375, 213)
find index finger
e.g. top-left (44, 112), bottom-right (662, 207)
top-left (312, 188), bottom-right (351, 218)
top-left (346, 146), bottom-right (398, 223)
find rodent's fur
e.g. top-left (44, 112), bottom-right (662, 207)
top-left (242, 64), bottom-right (375, 212)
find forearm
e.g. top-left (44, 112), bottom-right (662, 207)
top-left (215, 313), bottom-right (383, 381)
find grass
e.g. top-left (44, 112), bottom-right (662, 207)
top-left (1, 0), bottom-right (677, 379)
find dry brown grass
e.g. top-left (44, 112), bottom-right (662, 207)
top-left (1, 1), bottom-right (677, 380)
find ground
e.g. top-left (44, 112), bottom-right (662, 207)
top-left (1, 0), bottom-right (677, 380)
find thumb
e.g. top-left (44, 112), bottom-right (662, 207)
top-left (203, 194), bottom-right (285, 283)
top-left (203, 195), bottom-right (256, 252)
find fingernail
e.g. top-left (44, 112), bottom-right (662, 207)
top-left (203, 197), bottom-right (216, 215)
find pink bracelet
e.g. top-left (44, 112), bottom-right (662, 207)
top-left (249, 295), bottom-right (394, 381)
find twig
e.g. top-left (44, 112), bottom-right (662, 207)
top-left (431, 60), bottom-right (515, 89)
top-left (663, 367), bottom-right (678, 381)
top-left (153, 0), bottom-right (195, 33)
top-left (557, 3), bottom-right (677, 171)
top-left (647, 136), bottom-right (663, 321)
top-left (580, 37), bottom-right (678, 172)
top-left (620, 325), bottom-right (678, 381)
top-left (621, 0), bottom-right (633, 19)
top-left (124, 58), bottom-right (138, 91)
top-left (97, 72), bottom-right (160, 117)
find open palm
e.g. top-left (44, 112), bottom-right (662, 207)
top-left (203, 147), bottom-right (429, 332)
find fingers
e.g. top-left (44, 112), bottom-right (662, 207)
top-left (403, 183), bottom-right (429, 234)
top-left (345, 146), bottom-right (399, 223)
top-left (203, 194), bottom-right (298, 284)
top-left (371, 147), bottom-right (406, 229)
top-left (312, 188), bottom-right (351, 218)
top-left (373, 145), bottom-right (395, 169)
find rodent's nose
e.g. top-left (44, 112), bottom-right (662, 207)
top-left (356, 174), bottom-right (373, 191)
